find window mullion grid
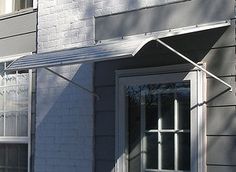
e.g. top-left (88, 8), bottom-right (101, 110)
top-left (3, 62), bottom-right (6, 137)
top-left (141, 92), bottom-right (146, 172)
top-left (174, 92), bottom-right (179, 171)
top-left (16, 70), bottom-right (19, 137)
top-left (157, 94), bottom-right (162, 171)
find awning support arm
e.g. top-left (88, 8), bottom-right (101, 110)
top-left (44, 67), bottom-right (100, 99)
top-left (156, 39), bottom-right (232, 92)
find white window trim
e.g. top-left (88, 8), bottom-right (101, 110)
top-left (115, 64), bottom-right (206, 172)
top-left (0, 61), bottom-right (32, 172)
top-left (33, 0), bottom-right (37, 9)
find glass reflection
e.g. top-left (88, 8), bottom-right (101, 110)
top-left (126, 81), bottom-right (190, 171)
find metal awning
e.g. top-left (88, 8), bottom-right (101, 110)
top-left (7, 37), bottom-right (157, 70)
top-left (7, 20), bottom-right (230, 71)
top-left (6, 20), bottom-right (232, 92)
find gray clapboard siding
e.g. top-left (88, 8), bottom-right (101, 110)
top-left (207, 77), bottom-right (236, 106)
top-left (95, 86), bottom-right (115, 112)
top-left (0, 11), bottom-right (37, 57)
top-left (0, 32), bottom-right (36, 57)
top-left (0, 11), bottom-right (36, 39)
top-left (95, 0), bottom-right (234, 40)
top-left (95, 160), bottom-right (115, 172)
top-left (95, 7), bottom-right (236, 171)
top-left (204, 48), bottom-right (236, 76)
top-left (207, 107), bottom-right (236, 135)
top-left (207, 166), bottom-right (236, 172)
top-left (95, 136), bottom-right (115, 161)
top-left (212, 22), bottom-right (235, 48)
top-left (95, 111), bottom-right (115, 136)
top-left (207, 136), bottom-right (236, 165)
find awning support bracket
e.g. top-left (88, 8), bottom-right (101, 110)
top-left (156, 39), bottom-right (232, 92)
top-left (44, 67), bottom-right (100, 99)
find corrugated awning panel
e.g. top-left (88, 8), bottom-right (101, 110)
top-left (7, 37), bottom-right (156, 70)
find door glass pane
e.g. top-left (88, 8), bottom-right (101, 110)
top-left (161, 92), bottom-right (174, 129)
top-left (126, 86), bottom-right (141, 172)
top-left (146, 132), bottom-right (158, 169)
top-left (177, 82), bottom-right (190, 130)
top-left (178, 133), bottom-right (190, 170)
top-left (162, 133), bottom-right (174, 170)
top-left (125, 81), bottom-right (191, 172)
top-left (145, 93), bottom-right (158, 130)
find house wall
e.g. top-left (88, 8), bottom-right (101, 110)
top-left (95, 0), bottom-right (234, 40)
top-left (0, 10), bottom-right (37, 57)
top-left (36, 0), bottom-right (236, 172)
top-left (94, 1), bottom-right (236, 172)
top-left (35, 0), bottom-right (94, 172)
top-left (94, 27), bottom-right (236, 172)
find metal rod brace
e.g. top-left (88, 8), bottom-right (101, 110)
top-left (44, 67), bottom-right (100, 99)
top-left (157, 39), bottom-right (232, 92)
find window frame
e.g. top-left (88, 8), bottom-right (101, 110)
top-left (115, 64), bottom-right (206, 172)
top-left (0, 60), bottom-right (32, 172)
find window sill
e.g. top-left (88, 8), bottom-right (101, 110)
top-left (0, 7), bottom-right (36, 21)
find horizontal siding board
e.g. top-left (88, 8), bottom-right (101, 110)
top-left (207, 166), bottom-right (236, 172)
top-left (203, 47), bottom-right (236, 76)
top-left (95, 0), bottom-right (234, 40)
top-left (95, 111), bottom-right (115, 136)
top-left (0, 11), bottom-right (36, 39)
top-left (94, 54), bottom-right (189, 87)
top-left (206, 77), bottom-right (236, 106)
top-left (0, 32), bottom-right (36, 57)
top-left (207, 136), bottom-right (236, 165)
top-left (95, 86), bottom-right (115, 111)
top-left (95, 160), bottom-right (115, 172)
top-left (207, 107), bottom-right (236, 135)
top-left (212, 23), bottom-right (235, 48)
top-left (95, 136), bottom-right (115, 161)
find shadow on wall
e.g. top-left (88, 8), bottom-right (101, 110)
top-left (94, 26), bottom-right (232, 172)
top-left (35, 63), bottom-right (94, 172)
top-left (95, 0), bottom-right (233, 40)
top-left (207, 106), bottom-right (236, 166)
